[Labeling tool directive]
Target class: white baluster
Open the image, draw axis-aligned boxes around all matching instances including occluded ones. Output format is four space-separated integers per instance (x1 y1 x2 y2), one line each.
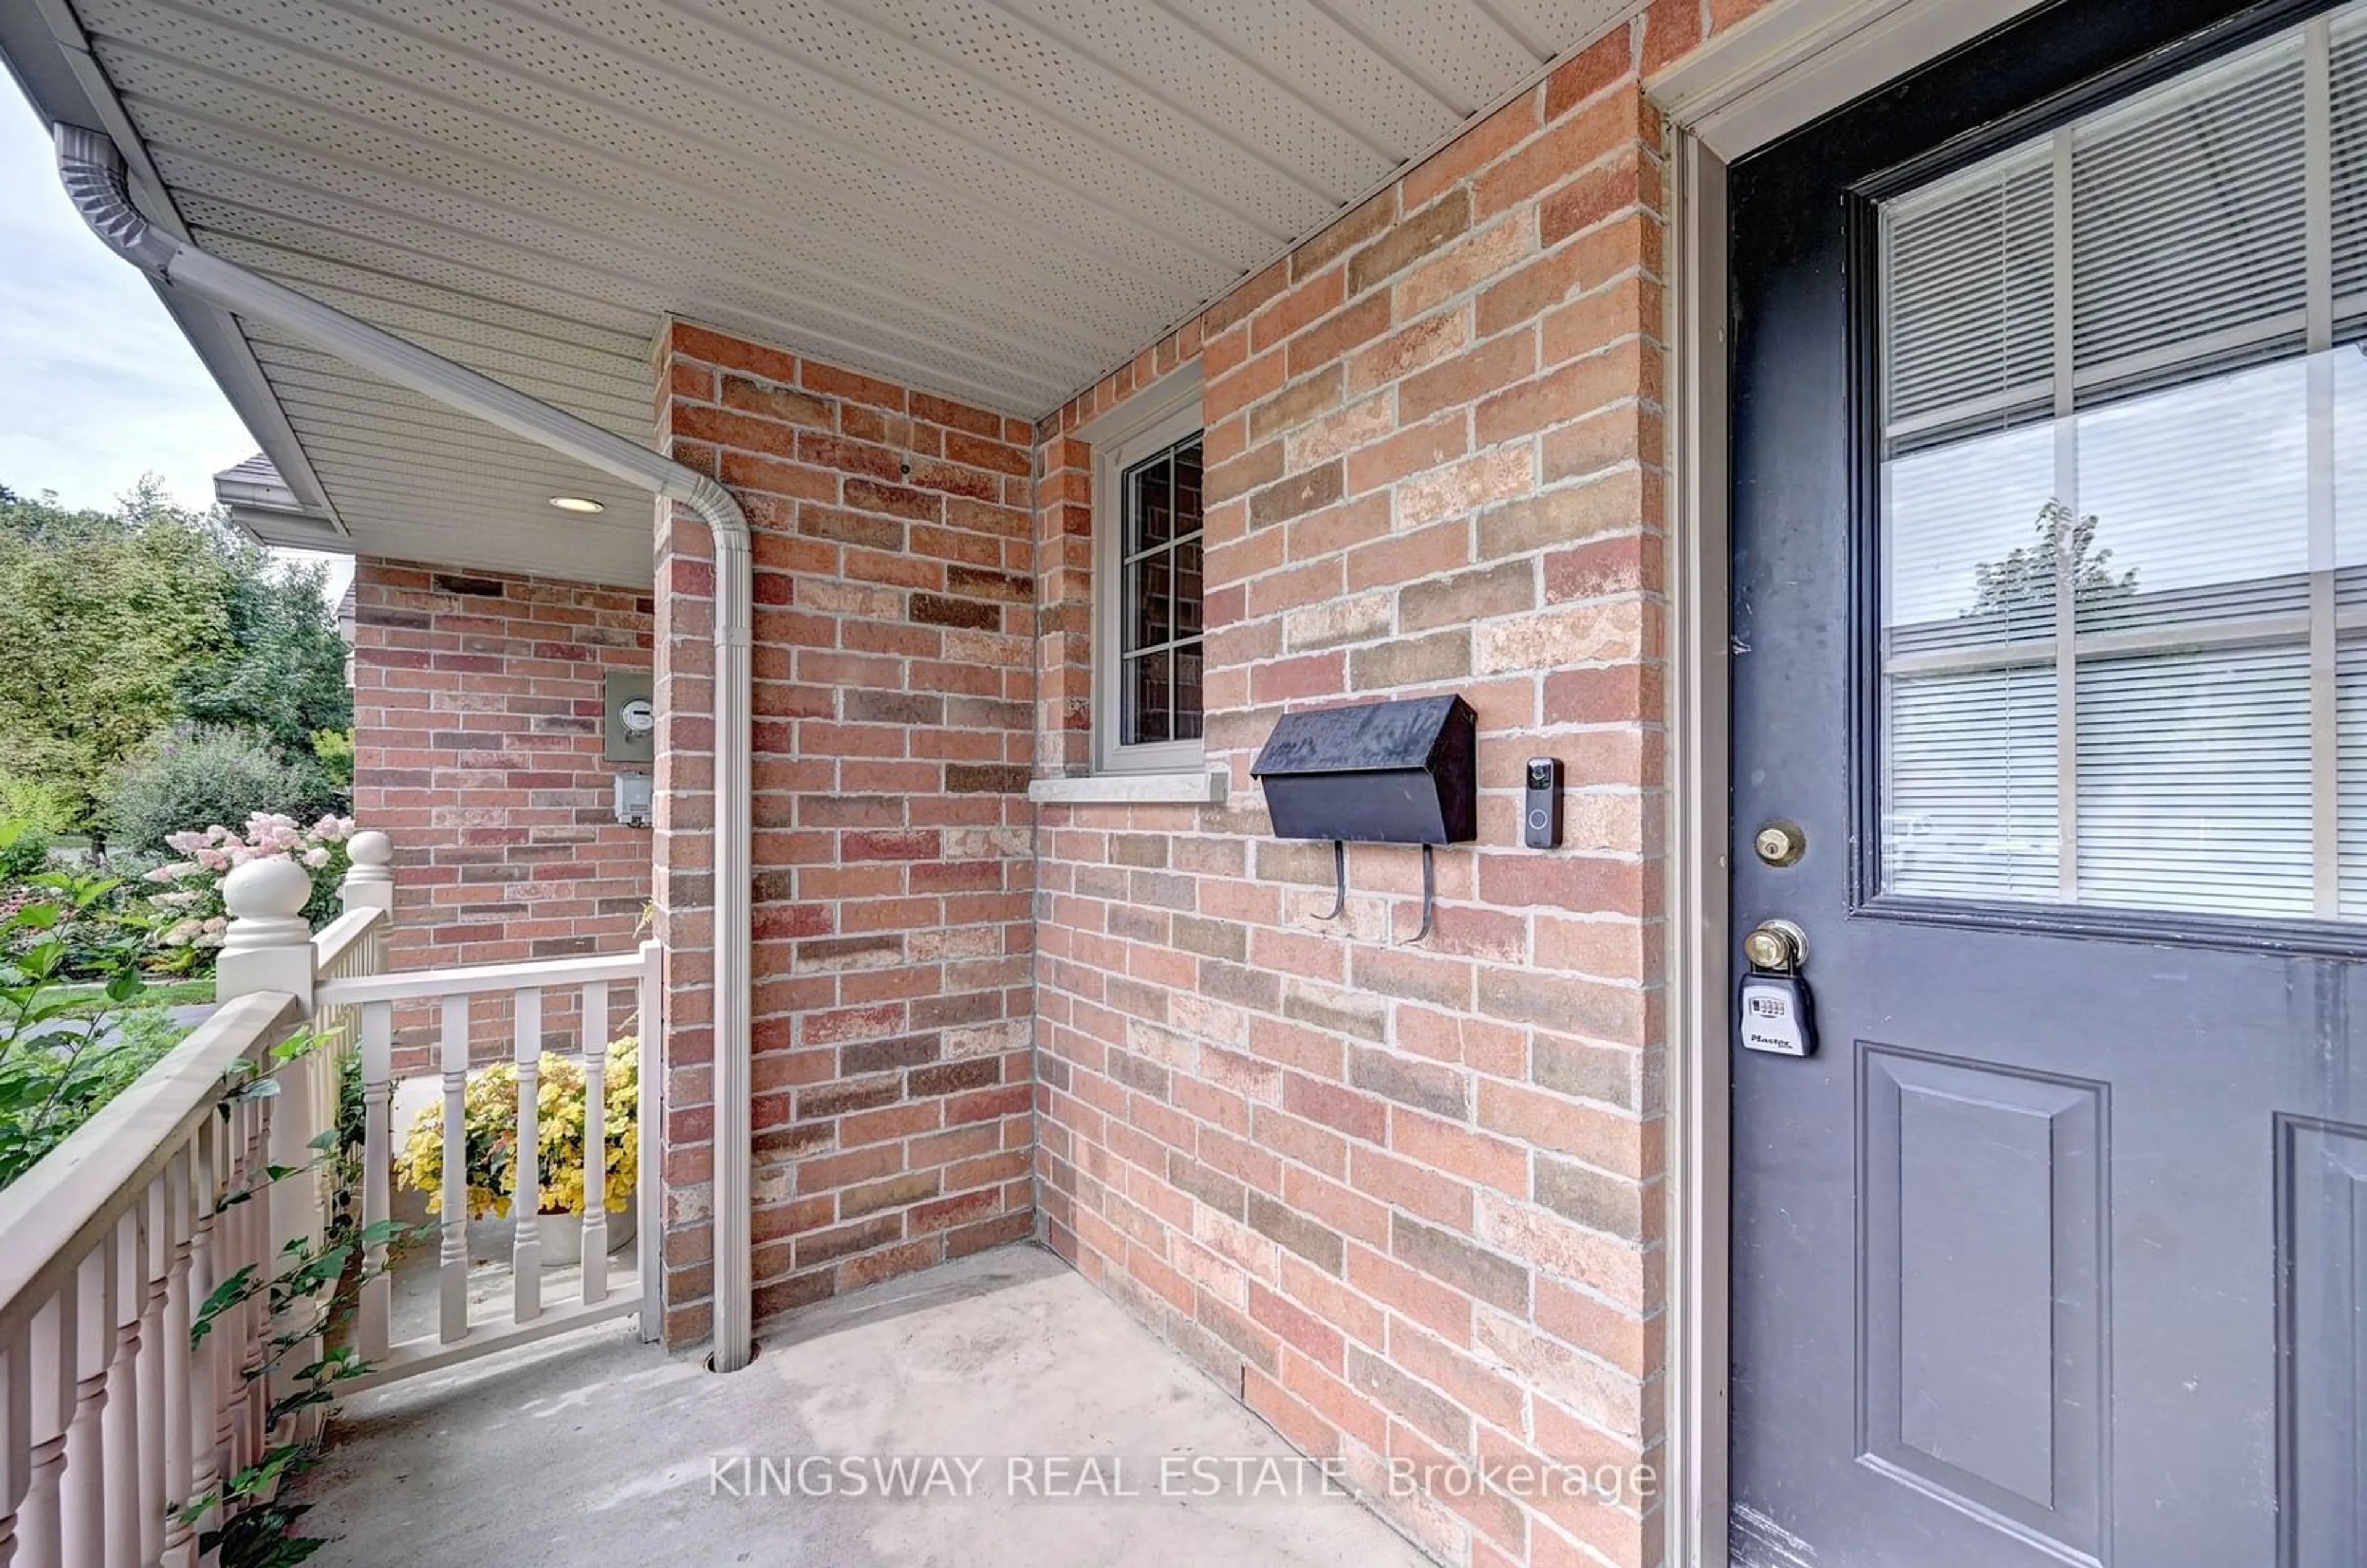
215 1109 246 1490
100 1211 141 1568
511 988 543 1320
62 1240 115 1566
160 1146 196 1568
253 1074 280 1466
438 994 470 1345
216 1094 260 1490
17 1283 75 1566
636 941 663 1343
181 1120 222 1556
229 1090 268 1477
264 1035 326 1424
358 1002 394 1363
1 1320 28 1568
581 981 610 1306
134 1178 168 1566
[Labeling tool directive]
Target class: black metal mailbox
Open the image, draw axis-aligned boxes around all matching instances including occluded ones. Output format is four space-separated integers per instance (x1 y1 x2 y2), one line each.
1250 695 1477 844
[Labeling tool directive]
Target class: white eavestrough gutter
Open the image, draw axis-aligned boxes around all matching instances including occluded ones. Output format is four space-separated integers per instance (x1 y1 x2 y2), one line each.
54 123 756 1373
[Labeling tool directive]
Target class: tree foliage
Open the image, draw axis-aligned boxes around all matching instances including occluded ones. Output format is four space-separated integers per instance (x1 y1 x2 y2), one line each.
0 482 231 825
0 774 76 835
178 555 352 760
1967 498 2140 621
0 479 351 835
97 727 345 859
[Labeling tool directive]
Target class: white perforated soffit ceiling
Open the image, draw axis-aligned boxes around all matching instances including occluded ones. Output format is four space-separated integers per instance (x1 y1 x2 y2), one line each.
27 0 1641 585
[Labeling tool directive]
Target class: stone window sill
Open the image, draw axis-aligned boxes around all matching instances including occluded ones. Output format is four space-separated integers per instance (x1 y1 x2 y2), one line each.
1027 772 1227 806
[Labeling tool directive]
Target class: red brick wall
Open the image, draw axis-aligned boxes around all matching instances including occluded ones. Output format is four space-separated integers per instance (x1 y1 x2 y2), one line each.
350 558 654 1066
1026 9 1744 1565
651 323 1037 1344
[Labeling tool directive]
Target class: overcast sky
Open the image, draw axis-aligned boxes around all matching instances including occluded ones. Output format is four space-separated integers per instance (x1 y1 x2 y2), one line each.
0 84 351 598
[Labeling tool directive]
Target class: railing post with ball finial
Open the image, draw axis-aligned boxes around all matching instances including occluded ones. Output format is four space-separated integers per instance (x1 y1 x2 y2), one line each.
213 858 316 1009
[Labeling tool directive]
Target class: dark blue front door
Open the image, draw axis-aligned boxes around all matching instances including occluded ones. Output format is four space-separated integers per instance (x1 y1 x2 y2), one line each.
1728 3 2367 1564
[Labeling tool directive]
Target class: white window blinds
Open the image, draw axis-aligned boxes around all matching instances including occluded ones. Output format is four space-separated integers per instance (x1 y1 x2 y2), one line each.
1878 4 2367 921
2328 16 2367 317
2070 46 2307 382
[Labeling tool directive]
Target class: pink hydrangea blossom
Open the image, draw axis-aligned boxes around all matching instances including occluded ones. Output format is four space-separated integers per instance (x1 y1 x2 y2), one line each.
136 815 366 961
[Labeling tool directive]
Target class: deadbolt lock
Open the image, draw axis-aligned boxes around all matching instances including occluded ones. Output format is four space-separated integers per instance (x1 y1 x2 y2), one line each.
1742 918 1809 973
1753 821 1805 867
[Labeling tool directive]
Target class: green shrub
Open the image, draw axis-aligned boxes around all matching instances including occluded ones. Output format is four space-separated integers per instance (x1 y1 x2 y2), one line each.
0 819 52 881
96 724 341 855
0 773 75 835
0 881 142 982
311 727 354 790
0 1005 187 1188
0 873 188 1187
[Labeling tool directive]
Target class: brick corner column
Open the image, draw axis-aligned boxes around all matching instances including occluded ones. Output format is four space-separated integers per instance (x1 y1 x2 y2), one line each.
651 320 1039 1344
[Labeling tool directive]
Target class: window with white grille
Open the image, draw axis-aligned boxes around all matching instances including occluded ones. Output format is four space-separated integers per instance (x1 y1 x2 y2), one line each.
1087 377 1205 776
1118 433 1205 749
1878 4 2367 921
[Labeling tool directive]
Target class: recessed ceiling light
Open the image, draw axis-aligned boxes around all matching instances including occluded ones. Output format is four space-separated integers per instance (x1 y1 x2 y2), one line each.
548 495 605 513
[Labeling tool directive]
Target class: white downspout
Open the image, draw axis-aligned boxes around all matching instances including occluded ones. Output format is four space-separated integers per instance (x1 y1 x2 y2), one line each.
54 124 756 1373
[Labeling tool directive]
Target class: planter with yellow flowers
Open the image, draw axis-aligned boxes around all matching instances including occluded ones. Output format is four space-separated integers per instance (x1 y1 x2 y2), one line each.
394 1037 640 1267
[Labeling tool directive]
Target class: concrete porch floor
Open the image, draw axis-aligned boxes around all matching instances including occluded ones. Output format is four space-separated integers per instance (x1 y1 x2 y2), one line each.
293 1244 1432 1567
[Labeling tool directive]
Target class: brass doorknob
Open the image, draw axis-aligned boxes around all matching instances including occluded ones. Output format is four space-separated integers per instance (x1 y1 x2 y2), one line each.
1743 919 1808 971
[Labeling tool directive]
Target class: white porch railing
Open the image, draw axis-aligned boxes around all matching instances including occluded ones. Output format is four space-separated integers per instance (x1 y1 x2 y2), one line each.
0 836 395 1568
316 942 664 1386
0 995 306 1568
0 830 663 1566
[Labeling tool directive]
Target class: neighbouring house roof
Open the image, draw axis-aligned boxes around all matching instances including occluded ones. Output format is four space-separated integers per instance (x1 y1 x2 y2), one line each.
213 451 345 551
0 0 1631 587
213 452 282 491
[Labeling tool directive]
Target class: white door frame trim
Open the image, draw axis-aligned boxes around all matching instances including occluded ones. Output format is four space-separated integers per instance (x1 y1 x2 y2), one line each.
1653 0 2054 161
1658 125 1733 1568
1648 3 2055 1562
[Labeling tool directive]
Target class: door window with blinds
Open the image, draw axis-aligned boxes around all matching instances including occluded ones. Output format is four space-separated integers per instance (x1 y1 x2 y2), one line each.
1877 4 2367 921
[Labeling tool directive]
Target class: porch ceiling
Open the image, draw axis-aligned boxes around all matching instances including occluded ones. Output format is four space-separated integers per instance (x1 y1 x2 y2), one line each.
1 0 1636 587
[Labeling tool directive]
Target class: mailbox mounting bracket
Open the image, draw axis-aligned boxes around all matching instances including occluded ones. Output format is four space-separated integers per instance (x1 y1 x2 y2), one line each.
1317 839 1347 921
1309 839 1437 944
1404 843 1436 944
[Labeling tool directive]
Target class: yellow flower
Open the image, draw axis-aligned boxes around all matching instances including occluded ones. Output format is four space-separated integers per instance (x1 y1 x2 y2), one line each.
395 1037 640 1218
